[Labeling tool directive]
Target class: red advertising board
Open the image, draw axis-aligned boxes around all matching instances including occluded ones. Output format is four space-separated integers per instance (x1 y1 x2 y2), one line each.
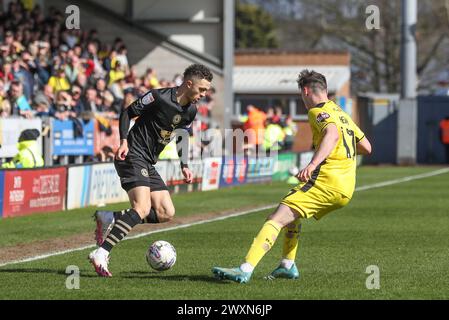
2 167 67 217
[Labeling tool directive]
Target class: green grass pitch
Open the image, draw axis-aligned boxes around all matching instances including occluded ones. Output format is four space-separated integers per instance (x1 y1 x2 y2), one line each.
0 166 448 299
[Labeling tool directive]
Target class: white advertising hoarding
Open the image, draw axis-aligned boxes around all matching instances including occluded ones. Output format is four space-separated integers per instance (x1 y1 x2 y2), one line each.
0 118 42 158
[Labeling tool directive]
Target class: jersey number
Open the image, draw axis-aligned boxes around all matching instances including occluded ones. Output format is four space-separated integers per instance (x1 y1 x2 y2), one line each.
341 128 356 159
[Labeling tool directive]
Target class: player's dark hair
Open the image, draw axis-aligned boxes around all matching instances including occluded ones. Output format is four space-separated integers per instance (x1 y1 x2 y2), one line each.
297 69 327 93
183 64 213 82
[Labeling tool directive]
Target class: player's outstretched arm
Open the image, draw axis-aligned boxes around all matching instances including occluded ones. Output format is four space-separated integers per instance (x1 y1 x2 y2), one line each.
356 137 372 155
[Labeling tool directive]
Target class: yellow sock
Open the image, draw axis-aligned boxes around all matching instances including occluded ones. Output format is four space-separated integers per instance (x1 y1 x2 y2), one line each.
282 219 302 260
245 220 282 268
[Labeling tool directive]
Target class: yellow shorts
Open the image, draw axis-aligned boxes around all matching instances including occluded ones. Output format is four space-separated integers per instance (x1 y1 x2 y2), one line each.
280 183 350 220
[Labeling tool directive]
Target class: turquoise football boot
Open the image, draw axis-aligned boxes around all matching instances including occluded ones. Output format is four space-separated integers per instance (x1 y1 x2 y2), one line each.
212 267 252 284
265 263 300 280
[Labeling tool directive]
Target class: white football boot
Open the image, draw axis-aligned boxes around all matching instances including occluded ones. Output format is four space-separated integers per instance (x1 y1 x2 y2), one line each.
93 210 115 246
88 248 112 277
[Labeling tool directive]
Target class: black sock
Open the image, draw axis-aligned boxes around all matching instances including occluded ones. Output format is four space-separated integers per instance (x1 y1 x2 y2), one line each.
141 208 160 224
113 210 125 220
115 208 159 224
101 209 142 252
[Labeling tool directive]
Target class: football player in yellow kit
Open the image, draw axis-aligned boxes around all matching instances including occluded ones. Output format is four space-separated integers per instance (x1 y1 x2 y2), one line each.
212 69 372 283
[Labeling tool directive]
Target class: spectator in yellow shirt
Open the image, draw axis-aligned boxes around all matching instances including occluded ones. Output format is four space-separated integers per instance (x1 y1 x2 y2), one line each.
47 67 70 94
144 68 160 89
108 61 125 86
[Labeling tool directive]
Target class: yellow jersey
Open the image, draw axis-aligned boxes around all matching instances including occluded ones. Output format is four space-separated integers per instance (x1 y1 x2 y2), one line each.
306 100 365 198
48 76 71 94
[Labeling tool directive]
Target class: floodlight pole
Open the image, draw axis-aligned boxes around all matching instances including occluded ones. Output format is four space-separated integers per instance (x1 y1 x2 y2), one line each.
223 0 234 130
397 0 418 164
401 0 417 99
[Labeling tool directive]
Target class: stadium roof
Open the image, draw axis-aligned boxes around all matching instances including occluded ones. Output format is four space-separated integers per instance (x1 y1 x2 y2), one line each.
233 65 350 94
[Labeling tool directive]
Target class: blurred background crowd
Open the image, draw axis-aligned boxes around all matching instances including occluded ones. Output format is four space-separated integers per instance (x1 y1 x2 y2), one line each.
0 0 297 166
241 104 297 154
0 1 215 127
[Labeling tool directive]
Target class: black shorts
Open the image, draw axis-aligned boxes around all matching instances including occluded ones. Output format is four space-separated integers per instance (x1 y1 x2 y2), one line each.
114 157 168 192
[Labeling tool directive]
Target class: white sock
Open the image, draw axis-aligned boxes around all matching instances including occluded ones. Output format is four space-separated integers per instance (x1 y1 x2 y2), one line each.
240 262 254 273
280 259 294 269
97 247 109 257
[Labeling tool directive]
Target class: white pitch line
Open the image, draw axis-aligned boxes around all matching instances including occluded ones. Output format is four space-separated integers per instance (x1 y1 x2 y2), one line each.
0 244 97 268
1 167 448 268
0 205 275 268
355 167 449 192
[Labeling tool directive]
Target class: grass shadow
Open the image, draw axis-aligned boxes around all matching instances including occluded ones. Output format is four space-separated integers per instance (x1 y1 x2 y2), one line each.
0 268 229 283
0 267 99 278
120 271 227 284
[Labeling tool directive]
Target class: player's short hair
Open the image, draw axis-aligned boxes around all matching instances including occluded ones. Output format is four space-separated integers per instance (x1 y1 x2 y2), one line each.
297 69 327 94
183 64 213 82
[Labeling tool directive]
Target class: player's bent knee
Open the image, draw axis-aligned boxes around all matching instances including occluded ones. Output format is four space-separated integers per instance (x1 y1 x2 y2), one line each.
163 206 175 221
154 205 175 223
165 206 175 219
268 205 298 228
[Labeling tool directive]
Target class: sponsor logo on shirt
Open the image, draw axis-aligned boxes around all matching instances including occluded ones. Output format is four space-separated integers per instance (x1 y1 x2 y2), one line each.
339 116 349 124
316 112 330 123
159 129 173 144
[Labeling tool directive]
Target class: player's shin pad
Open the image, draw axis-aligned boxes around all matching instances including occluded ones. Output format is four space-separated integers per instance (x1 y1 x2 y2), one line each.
245 220 282 268
282 219 302 261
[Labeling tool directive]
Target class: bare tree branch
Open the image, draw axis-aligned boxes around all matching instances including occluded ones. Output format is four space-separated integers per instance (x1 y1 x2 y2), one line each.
417 33 447 75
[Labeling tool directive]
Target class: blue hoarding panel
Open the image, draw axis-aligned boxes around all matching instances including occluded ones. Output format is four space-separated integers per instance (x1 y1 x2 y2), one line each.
219 156 248 188
52 119 95 156
246 157 275 184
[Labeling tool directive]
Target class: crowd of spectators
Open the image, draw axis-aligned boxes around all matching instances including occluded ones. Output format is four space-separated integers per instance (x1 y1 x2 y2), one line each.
0 1 218 165
242 105 297 154
0 1 184 126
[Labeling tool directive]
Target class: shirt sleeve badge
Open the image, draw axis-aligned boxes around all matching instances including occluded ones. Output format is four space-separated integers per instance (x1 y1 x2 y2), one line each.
141 92 155 105
316 112 330 123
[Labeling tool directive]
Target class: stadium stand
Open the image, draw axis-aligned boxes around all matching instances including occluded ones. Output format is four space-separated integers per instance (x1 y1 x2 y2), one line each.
0 1 216 164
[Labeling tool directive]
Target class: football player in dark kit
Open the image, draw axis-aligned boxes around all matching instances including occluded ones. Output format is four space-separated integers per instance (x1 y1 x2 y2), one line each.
89 64 213 277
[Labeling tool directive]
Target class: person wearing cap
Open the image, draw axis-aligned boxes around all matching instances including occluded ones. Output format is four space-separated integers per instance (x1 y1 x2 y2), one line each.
1 128 44 168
